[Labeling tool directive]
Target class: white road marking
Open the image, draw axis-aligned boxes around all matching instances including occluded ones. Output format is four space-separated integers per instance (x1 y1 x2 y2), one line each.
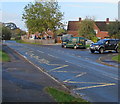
85 58 89 60
48 54 58 58
37 50 44 53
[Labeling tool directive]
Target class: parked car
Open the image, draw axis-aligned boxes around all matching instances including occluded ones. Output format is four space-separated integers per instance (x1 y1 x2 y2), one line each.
61 34 72 47
63 37 86 49
85 39 94 45
89 39 120 53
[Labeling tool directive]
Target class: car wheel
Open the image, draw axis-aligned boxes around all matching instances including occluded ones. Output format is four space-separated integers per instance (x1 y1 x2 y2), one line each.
90 50 95 53
74 45 77 49
99 48 104 54
116 47 119 53
64 45 67 48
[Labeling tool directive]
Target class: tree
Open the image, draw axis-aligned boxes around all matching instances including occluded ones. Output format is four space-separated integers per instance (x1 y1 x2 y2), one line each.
55 28 67 35
22 0 64 36
78 18 97 42
3 22 26 40
107 20 120 39
1 25 12 40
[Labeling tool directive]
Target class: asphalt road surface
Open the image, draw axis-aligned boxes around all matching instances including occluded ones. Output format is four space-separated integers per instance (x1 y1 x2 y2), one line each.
4 41 119 103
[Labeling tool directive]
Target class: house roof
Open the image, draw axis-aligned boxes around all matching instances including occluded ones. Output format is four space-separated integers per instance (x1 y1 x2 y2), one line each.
67 21 80 31
67 20 115 31
95 22 107 31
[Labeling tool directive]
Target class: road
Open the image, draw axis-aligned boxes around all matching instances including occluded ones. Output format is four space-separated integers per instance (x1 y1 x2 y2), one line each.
4 41 119 103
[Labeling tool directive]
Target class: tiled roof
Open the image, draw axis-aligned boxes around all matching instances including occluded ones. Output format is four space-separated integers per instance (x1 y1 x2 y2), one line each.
95 22 107 31
67 20 115 31
67 21 80 31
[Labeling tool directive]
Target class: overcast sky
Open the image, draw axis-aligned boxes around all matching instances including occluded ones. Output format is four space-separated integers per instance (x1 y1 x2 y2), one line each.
0 0 119 31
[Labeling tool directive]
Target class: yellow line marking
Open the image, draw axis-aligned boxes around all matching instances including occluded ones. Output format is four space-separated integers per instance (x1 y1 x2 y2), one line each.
49 65 68 72
63 72 86 82
64 81 114 85
73 83 116 90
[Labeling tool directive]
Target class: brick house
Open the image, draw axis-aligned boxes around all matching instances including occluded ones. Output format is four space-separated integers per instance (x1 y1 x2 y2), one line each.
67 18 113 39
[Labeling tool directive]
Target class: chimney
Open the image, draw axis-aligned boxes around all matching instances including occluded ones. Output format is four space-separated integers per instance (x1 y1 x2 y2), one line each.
106 18 109 24
79 17 82 21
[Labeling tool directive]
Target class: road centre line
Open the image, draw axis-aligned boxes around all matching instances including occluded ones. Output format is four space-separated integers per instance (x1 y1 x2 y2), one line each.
49 65 69 72
73 83 116 91
102 73 119 81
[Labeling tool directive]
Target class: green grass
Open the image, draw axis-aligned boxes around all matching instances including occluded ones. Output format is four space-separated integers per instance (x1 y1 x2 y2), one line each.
112 55 120 62
15 40 42 45
0 50 10 62
45 87 91 103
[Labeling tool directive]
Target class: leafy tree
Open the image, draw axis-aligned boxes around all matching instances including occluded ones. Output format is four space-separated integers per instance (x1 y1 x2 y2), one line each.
78 18 96 41
22 0 64 36
3 22 26 40
107 20 120 39
4 22 18 30
56 28 67 35
2 25 12 40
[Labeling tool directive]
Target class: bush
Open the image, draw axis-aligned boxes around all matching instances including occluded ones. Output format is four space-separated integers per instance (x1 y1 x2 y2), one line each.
91 36 98 43
2 26 11 40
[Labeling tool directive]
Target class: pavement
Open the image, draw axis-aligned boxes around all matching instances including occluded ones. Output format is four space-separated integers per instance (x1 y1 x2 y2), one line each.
2 45 70 103
98 53 119 67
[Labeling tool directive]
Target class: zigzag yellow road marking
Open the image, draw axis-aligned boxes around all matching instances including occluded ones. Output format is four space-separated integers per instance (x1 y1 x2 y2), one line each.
64 81 115 85
64 81 116 90
49 65 69 72
63 72 86 82
73 83 116 90
25 51 69 72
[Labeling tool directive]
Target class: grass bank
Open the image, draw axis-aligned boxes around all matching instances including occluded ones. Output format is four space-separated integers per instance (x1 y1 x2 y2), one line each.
16 40 42 45
112 55 120 63
45 87 90 103
0 50 10 62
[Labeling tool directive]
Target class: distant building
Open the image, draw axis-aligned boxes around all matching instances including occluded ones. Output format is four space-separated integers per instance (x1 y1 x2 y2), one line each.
67 18 115 39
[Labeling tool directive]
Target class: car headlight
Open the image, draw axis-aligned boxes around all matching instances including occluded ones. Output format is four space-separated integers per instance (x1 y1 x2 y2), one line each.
95 45 99 48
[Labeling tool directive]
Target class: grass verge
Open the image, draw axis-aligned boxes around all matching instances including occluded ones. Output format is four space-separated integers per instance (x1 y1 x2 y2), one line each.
0 50 10 62
45 87 91 103
112 55 120 63
16 40 43 45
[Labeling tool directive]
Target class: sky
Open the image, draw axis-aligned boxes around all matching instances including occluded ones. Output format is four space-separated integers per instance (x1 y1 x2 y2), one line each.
0 0 119 31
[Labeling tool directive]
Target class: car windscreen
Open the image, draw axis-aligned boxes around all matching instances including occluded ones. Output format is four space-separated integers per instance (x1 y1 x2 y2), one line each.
97 39 106 44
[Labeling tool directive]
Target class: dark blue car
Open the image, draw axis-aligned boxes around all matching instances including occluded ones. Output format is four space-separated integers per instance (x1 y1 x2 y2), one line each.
89 39 120 53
